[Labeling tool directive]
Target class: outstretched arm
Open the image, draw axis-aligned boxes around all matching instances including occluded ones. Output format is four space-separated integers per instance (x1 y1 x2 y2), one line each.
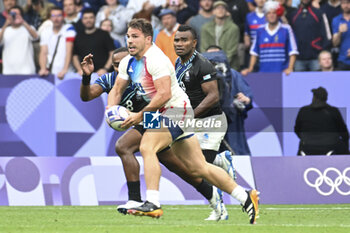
80 54 104 101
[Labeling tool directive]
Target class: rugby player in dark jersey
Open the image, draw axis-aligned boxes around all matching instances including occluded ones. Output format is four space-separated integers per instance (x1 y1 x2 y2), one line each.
174 25 237 220
80 48 226 220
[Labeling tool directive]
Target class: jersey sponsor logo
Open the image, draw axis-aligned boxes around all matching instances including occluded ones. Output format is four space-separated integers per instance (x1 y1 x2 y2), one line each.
143 111 161 129
184 71 190 82
304 167 350 196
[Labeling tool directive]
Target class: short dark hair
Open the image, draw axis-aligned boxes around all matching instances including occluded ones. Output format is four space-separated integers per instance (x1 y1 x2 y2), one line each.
128 18 153 39
50 6 63 15
113 47 129 56
82 8 96 17
177 24 198 40
10 5 24 16
63 0 80 5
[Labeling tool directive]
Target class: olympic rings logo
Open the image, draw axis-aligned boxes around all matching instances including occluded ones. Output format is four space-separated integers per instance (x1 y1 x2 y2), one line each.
303 167 350 196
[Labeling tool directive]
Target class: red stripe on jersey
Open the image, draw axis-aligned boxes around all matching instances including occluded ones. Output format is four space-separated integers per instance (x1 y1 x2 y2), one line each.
311 37 322 50
292 7 303 24
260 43 285 48
181 101 187 121
308 7 319 23
66 37 75 42
249 25 260 29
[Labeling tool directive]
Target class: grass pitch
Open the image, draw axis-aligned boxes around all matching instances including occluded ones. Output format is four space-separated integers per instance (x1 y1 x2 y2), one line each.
0 204 349 233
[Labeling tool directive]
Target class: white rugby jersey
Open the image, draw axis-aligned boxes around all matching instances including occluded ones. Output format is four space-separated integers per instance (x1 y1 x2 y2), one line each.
118 44 190 109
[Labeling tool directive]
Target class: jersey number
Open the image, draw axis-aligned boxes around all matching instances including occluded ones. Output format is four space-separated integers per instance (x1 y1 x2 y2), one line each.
125 100 134 111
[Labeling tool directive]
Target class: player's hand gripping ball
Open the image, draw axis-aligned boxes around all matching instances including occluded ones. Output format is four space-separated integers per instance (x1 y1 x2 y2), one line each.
105 105 130 131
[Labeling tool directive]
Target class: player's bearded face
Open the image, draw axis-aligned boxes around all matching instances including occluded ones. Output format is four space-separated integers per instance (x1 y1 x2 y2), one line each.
127 28 147 58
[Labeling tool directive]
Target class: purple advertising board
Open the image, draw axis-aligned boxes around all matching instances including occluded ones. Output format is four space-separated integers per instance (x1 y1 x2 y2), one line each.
1 72 350 157
0 156 349 206
252 156 350 204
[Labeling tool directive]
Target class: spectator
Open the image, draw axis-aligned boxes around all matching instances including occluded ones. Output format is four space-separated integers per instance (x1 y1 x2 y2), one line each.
39 7 76 79
172 0 199 24
277 0 297 24
132 1 163 34
223 0 249 41
0 0 16 27
246 0 256 12
64 0 84 33
188 0 214 50
153 0 200 24
294 87 349 155
318 50 335 71
244 0 266 50
95 0 128 47
132 1 161 41
203 47 253 155
81 0 105 13
99 18 121 48
47 0 63 8
321 0 342 28
72 8 115 76
332 0 350 70
289 0 332 71
24 0 54 30
201 1 240 70
64 0 80 24
242 1 298 75
0 5 38 74
155 8 179 65
223 0 249 68
127 0 164 14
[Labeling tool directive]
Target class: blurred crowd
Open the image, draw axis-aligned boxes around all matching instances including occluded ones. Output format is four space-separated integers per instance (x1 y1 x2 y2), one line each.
0 0 349 78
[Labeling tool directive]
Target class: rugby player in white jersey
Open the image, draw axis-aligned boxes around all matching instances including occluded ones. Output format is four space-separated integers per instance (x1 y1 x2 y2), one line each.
80 48 228 221
107 18 259 224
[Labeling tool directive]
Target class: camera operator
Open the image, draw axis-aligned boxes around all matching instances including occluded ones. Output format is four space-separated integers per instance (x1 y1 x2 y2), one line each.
204 45 253 155
0 5 38 74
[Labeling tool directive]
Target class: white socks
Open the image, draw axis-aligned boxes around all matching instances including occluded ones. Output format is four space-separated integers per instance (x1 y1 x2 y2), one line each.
230 185 248 204
146 190 160 207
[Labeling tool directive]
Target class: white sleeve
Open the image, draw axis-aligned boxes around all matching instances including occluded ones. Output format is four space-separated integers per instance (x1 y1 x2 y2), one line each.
64 24 76 42
118 55 131 80
39 30 49 46
146 50 172 80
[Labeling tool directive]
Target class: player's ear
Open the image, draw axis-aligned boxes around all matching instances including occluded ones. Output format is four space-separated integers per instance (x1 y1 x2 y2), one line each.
193 39 197 48
146 35 153 44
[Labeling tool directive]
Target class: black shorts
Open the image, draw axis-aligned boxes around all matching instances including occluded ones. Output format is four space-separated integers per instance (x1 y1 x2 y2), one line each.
133 124 146 135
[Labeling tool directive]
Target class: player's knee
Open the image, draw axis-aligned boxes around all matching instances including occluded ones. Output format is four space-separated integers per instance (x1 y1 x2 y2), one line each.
139 143 156 157
115 140 130 157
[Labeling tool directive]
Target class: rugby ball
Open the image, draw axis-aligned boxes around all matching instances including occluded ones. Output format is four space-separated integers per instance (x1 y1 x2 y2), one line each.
105 105 129 131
